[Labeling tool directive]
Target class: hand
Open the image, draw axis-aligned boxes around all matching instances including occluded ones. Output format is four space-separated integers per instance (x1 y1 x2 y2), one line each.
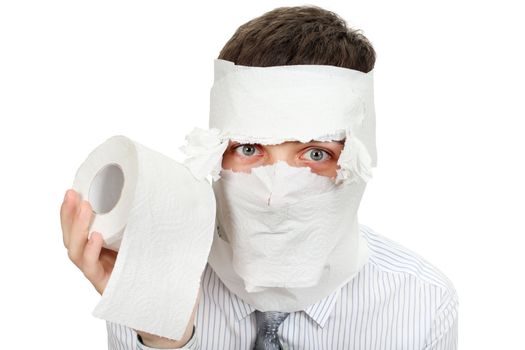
61 189 117 295
61 188 199 348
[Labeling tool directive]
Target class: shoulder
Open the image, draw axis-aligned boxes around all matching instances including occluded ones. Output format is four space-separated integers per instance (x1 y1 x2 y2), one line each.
359 223 458 307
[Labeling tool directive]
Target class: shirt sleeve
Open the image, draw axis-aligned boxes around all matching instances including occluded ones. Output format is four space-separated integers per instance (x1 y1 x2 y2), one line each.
107 321 200 350
423 288 459 350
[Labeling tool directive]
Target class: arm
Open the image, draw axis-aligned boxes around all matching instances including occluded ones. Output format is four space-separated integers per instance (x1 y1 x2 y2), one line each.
423 289 459 350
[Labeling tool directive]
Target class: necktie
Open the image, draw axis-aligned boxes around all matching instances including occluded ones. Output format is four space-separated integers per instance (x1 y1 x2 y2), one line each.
253 310 290 350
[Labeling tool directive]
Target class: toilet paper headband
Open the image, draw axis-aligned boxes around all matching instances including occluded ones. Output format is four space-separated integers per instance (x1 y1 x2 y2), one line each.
180 59 377 184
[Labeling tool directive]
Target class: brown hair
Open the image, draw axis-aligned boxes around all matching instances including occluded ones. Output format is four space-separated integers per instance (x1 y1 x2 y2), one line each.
218 5 376 73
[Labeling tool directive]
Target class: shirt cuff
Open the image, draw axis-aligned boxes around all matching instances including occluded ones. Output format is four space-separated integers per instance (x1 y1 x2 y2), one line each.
136 327 199 350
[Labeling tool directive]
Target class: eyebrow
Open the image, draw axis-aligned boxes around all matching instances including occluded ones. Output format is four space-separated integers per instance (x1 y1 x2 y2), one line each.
308 140 345 145
229 140 345 147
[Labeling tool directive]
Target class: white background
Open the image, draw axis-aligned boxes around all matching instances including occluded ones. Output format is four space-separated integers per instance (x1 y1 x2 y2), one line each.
1 0 523 348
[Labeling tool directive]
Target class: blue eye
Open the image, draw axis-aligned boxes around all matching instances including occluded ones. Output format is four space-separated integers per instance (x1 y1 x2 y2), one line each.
303 148 330 162
234 144 261 157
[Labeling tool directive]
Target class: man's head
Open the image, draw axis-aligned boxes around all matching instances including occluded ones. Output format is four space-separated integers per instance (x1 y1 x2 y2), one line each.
189 6 378 308
217 5 376 177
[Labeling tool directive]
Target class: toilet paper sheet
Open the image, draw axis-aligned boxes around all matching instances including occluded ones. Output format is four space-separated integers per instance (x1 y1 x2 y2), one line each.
72 135 216 340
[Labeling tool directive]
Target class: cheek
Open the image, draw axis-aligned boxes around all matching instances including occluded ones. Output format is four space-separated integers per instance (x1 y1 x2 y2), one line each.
221 153 236 170
221 153 253 173
307 161 339 178
221 154 230 168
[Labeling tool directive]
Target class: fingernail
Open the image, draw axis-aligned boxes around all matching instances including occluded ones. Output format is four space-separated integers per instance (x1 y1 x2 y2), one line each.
63 189 70 202
89 231 99 241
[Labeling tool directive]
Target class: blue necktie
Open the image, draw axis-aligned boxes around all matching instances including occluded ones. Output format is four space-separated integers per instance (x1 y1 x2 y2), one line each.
253 310 290 350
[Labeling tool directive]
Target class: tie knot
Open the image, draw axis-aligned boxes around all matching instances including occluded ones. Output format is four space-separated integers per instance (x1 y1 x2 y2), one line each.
255 310 290 335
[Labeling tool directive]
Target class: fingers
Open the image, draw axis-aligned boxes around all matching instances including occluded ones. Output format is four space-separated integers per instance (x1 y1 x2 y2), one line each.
62 191 113 295
60 189 80 248
83 232 106 293
67 199 94 267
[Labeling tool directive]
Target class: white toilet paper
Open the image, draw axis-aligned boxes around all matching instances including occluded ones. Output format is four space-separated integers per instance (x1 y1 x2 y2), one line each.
72 135 216 340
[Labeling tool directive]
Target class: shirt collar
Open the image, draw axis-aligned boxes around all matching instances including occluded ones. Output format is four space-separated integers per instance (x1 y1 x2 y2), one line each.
303 287 342 328
229 286 342 329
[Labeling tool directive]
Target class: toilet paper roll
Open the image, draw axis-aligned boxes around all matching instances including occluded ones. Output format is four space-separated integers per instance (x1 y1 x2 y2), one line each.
72 135 216 340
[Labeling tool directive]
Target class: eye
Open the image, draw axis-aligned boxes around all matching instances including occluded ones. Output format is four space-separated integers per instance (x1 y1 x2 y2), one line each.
234 144 261 157
302 148 331 162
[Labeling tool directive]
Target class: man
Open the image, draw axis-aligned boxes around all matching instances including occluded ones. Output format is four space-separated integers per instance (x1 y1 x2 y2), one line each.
61 5 458 349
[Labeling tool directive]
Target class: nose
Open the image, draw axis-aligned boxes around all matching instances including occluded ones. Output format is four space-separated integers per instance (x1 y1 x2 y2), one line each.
263 144 297 167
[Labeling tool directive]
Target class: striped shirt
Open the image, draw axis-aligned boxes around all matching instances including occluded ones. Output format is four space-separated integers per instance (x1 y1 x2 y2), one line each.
107 224 458 349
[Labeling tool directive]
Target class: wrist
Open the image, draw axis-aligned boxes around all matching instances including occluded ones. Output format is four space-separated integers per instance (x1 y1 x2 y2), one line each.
135 289 200 348
136 326 194 349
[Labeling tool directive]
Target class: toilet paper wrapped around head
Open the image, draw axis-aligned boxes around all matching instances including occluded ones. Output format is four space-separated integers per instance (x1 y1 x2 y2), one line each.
179 59 378 311
179 58 377 184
